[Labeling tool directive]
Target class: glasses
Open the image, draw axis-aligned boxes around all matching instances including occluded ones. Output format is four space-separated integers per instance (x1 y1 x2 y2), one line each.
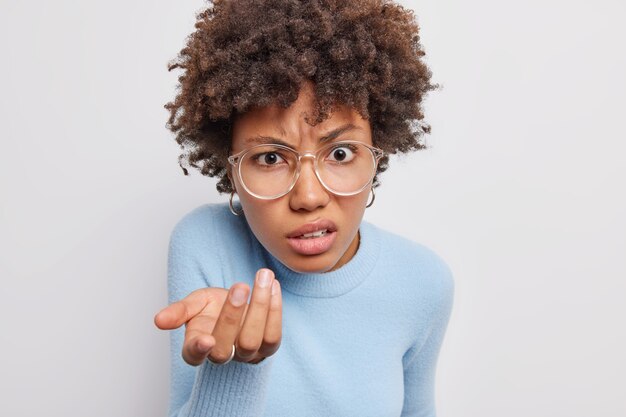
227 140 385 200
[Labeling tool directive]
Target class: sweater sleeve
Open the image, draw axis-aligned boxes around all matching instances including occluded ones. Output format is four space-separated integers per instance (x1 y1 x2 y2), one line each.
400 256 455 417
166 207 275 417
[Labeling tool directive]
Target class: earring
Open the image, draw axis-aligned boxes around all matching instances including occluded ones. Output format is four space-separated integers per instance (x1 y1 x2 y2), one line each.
366 186 376 208
229 190 244 216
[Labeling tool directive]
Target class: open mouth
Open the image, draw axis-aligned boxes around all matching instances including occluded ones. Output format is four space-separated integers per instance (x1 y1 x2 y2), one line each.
297 229 329 239
285 218 338 255
287 229 337 255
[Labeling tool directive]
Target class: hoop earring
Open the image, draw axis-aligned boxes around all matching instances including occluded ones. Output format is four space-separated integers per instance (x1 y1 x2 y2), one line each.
366 186 376 208
229 190 244 216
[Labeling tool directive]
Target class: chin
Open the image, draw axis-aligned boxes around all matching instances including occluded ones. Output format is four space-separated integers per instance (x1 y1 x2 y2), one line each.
283 253 338 274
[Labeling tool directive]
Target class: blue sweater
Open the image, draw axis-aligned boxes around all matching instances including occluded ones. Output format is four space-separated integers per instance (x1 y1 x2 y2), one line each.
165 202 454 417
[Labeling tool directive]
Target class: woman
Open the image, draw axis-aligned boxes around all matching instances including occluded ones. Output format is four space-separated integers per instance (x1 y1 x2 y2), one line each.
154 0 454 416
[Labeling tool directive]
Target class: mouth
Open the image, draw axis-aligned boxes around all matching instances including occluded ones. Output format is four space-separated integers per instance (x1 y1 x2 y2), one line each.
286 219 338 255
286 219 338 238
296 229 329 239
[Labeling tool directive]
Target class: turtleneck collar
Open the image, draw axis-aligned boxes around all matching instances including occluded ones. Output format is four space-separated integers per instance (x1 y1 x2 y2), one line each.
243 216 381 298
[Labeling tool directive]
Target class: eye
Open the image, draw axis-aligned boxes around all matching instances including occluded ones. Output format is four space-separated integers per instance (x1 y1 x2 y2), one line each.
326 144 357 163
252 152 286 166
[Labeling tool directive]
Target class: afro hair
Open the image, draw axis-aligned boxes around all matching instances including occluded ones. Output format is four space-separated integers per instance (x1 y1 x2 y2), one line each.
164 0 439 194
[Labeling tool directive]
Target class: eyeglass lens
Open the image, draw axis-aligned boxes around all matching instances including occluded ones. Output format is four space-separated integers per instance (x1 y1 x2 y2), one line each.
238 142 376 198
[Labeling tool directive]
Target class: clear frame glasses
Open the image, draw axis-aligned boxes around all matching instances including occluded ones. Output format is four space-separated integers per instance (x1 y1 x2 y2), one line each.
227 140 385 200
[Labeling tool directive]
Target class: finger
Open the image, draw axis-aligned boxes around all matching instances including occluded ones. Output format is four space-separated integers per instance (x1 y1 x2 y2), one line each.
235 269 274 360
207 283 250 364
182 329 216 366
258 278 282 358
182 313 220 366
154 288 215 330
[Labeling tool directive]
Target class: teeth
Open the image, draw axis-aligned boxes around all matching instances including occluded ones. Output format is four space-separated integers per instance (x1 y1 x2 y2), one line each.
299 229 328 239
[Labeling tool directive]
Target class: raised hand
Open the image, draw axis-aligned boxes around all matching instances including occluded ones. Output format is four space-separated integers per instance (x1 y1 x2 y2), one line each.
154 268 282 365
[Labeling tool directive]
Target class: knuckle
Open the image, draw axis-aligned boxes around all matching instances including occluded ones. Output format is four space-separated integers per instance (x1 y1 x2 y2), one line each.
201 311 220 323
184 328 201 343
251 296 270 309
196 287 212 296
221 311 240 326
188 288 202 297
236 345 256 358
182 303 193 322
262 335 281 349
237 335 261 356
208 348 230 363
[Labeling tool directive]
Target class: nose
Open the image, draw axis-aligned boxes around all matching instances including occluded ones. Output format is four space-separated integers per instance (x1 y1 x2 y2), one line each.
288 155 330 212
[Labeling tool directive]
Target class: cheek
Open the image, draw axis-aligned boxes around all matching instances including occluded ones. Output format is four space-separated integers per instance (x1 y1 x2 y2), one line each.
346 194 369 229
239 198 284 241
341 188 370 215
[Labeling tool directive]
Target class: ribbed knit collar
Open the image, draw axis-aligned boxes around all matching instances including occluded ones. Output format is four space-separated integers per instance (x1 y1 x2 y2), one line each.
244 216 381 298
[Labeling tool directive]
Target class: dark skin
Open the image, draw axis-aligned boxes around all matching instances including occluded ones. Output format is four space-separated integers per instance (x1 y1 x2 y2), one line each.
153 82 378 365
156 0 436 367
154 268 281 365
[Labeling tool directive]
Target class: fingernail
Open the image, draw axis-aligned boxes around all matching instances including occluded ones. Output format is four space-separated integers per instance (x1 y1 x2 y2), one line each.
230 286 248 306
271 279 280 296
257 269 272 288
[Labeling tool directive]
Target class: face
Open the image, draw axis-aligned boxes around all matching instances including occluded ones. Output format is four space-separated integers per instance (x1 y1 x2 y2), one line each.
228 81 374 273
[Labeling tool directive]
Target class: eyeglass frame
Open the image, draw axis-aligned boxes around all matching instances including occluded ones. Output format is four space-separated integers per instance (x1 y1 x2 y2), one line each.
227 139 385 200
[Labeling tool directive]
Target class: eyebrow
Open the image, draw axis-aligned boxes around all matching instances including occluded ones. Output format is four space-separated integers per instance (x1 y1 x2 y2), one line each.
244 123 362 147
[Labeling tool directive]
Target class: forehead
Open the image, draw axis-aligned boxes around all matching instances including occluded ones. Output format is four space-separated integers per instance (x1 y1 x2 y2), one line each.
231 92 371 152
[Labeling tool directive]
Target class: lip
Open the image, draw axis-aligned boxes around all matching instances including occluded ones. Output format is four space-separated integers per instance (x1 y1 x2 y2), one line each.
286 219 338 238
286 230 337 256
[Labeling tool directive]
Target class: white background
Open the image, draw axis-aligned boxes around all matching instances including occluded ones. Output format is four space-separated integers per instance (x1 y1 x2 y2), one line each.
1 1 624 416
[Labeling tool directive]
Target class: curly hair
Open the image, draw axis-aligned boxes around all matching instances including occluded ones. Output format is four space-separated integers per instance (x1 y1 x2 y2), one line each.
164 0 439 194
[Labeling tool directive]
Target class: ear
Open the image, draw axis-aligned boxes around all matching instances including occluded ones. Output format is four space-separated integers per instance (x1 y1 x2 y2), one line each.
226 167 237 192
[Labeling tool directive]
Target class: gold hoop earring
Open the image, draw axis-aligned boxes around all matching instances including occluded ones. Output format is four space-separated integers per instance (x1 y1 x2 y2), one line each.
366 186 376 208
229 190 243 216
